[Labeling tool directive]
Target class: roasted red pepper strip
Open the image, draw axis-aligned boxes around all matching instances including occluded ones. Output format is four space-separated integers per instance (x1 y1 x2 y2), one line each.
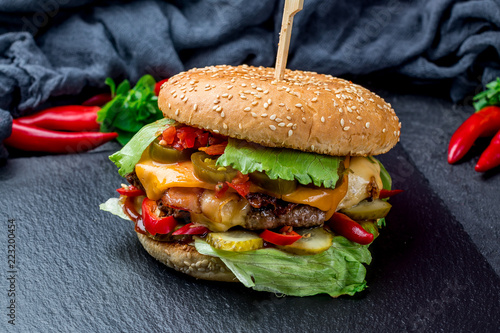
328 212 374 245
16 106 101 132
4 120 117 153
116 186 145 197
260 227 302 246
82 93 112 106
448 106 500 164
141 198 178 235
155 79 169 96
172 223 210 235
379 189 404 199
475 129 500 172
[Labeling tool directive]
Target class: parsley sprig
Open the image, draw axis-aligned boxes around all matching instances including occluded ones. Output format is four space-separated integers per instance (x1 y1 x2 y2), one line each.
97 75 163 145
473 77 500 111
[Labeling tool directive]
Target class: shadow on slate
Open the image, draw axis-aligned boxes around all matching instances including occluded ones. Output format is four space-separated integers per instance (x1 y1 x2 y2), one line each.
0 136 499 331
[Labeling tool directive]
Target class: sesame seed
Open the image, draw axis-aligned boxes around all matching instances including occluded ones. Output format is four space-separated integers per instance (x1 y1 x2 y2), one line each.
278 122 285 127
213 106 218 110
264 103 269 109
336 94 341 98
383 128 386 133
356 116 362 120
268 99 272 105
339 108 343 113
241 83 247 87
270 114 276 120
223 123 227 129
343 126 350 131
238 123 242 129
279 103 285 107
292 124 297 129
295 103 302 108
175 109 179 116
261 114 268 117
170 90 176 94
205 84 210 87
311 145 315 149
286 116 292 120
213 130 219 134
263 90 269 94
311 97 318 102
221 112 225 118
222 93 228 97
214 100 220 104
275 118 282 122
228 94 233 100
193 104 198 111
173 93 177 98
288 130 293 137
244 107 251 112
340 119 345 126
302 117 307 123
365 122 370 128
251 112 257 117
168 103 171 109
347 106 352 112
256 87 263 92
227 85 233 89
252 101 258 106
321 116 325 123
216 106 222 112
255 94 261 99
269 125 277 131
240 95 247 100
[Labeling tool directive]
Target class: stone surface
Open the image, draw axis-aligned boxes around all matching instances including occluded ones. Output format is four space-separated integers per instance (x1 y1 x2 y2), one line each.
1 92 499 332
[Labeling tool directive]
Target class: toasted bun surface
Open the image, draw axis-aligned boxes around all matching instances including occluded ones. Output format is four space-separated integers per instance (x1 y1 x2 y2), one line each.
158 65 401 156
137 233 236 282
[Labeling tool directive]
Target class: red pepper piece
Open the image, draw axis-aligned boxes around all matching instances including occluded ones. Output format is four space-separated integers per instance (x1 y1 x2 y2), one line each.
162 126 177 145
379 189 404 199
226 172 251 197
172 223 210 236
116 185 145 197
16 106 101 132
215 182 229 198
328 212 374 245
448 106 500 164
141 198 178 235
82 93 112 106
199 142 228 155
155 79 169 96
4 120 117 153
475 129 500 172
260 227 302 246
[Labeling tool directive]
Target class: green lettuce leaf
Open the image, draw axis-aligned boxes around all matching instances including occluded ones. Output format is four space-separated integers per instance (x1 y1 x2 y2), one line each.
195 237 371 297
99 198 130 220
109 118 174 176
217 139 343 189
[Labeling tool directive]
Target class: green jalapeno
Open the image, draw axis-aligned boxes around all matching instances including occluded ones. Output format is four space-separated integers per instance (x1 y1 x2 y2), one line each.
191 152 238 183
249 171 297 195
149 138 192 163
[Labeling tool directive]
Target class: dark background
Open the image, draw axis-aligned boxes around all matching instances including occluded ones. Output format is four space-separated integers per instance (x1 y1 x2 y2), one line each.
1 0 500 331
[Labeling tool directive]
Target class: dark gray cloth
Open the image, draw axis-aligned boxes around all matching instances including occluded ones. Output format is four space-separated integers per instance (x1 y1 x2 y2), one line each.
1 0 500 159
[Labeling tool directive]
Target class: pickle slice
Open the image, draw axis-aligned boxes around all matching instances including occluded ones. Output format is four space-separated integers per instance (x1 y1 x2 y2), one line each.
191 152 238 184
340 199 392 220
249 171 297 195
277 227 333 255
206 230 263 252
150 138 192 163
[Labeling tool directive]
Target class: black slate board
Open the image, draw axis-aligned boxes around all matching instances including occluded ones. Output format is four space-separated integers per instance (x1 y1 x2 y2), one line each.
1 93 500 332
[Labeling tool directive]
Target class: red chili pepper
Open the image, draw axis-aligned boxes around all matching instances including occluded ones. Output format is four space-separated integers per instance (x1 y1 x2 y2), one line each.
82 93 112 106
4 120 117 153
215 182 229 198
141 198 178 235
379 189 404 199
16 106 101 132
475 129 500 172
116 185 145 197
172 223 210 236
155 79 169 96
328 212 374 245
448 106 500 164
260 227 302 246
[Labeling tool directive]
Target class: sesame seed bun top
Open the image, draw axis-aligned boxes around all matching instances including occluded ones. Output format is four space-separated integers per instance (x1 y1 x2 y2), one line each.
158 65 401 156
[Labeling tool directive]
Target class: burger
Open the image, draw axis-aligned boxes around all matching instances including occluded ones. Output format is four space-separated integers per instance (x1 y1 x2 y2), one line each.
101 65 401 297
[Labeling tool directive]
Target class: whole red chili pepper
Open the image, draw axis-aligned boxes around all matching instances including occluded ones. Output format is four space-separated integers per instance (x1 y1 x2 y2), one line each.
16 105 101 132
328 212 374 245
379 189 404 199
82 93 112 107
475 129 500 172
4 120 117 153
448 106 500 164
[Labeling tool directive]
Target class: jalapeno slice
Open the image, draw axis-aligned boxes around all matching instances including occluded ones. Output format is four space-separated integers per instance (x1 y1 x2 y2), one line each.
149 138 193 163
249 171 297 195
191 152 238 183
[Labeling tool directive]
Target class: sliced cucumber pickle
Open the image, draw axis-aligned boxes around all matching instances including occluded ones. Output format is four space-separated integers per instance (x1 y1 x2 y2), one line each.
206 230 263 252
340 199 392 220
191 152 238 184
277 227 333 255
150 138 192 163
249 171 297 195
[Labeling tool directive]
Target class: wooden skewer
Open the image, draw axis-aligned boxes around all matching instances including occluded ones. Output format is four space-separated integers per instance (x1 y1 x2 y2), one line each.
274 0 304 81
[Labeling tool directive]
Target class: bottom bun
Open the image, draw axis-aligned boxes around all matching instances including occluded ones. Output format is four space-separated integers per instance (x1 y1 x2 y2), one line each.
136 232 237 282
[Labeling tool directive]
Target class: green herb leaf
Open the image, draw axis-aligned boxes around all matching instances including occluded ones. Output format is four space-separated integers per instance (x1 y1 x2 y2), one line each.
98 74 164 145
109 118 174 176
217 139 343 188
195 237 371 297
473 77 500 111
